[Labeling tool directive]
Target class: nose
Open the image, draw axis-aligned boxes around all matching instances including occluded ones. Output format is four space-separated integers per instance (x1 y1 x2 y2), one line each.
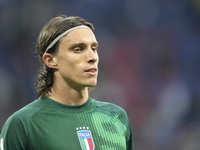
87 49 99 64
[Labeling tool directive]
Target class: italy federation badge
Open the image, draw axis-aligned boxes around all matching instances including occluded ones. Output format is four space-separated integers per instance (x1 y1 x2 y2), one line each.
77 127 95 150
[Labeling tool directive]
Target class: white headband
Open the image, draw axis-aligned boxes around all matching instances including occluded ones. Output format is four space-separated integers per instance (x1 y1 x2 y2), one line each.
43 25 91 55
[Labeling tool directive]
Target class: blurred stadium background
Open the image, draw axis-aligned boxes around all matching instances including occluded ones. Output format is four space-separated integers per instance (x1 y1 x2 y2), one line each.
0 0 200 149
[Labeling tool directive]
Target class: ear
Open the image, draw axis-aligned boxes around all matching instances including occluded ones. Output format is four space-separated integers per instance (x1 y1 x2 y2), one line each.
43 53 58 69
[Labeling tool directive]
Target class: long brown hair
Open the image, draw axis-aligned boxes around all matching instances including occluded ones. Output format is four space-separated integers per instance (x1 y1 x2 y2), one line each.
35 15 94 98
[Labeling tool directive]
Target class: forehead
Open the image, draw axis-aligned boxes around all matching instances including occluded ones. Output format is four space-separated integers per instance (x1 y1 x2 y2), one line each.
60 28 97 45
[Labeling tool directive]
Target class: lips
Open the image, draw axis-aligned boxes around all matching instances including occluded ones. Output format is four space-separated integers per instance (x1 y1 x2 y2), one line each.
85 67 98 75
85 69 96 72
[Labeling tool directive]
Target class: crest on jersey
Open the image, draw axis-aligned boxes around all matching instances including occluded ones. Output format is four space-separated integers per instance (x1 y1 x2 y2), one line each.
77 127 95 150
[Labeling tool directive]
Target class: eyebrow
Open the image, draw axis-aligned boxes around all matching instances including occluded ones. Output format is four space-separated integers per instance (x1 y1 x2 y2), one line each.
69 42 99 49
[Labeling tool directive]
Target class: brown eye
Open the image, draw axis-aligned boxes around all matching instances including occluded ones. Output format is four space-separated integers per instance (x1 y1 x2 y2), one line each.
74 47 82 52
92 47 98 52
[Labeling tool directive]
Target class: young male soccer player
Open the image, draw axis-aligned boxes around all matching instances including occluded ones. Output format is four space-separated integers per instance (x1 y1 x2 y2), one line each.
0 15 134 150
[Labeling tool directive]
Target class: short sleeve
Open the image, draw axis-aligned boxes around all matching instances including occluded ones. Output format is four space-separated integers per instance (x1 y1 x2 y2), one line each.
0 112 28 150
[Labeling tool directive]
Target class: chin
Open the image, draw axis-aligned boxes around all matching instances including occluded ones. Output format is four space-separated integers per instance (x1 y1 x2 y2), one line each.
87 82 97 87
85 79 97 87
85 82 97 88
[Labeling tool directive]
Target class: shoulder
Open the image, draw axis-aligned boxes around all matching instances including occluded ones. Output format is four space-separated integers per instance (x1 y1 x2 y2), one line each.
0 98 47 149
91 98 129 123
3 98 47 129
92 99 125 112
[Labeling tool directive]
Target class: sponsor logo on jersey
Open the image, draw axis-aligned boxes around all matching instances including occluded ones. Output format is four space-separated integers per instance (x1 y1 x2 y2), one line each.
76 127 94 150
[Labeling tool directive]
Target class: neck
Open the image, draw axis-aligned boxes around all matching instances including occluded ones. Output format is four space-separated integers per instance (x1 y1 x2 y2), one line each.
48 80 89 106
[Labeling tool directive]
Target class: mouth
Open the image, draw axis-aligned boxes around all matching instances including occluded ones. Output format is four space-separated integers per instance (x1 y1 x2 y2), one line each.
85 69 96 72
85 68 98 75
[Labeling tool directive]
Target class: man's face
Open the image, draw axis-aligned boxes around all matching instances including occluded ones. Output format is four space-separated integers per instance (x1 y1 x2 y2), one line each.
53 28 99 90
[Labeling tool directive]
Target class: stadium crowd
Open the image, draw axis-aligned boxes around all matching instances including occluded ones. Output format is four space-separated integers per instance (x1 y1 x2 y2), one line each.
0 0 200 149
